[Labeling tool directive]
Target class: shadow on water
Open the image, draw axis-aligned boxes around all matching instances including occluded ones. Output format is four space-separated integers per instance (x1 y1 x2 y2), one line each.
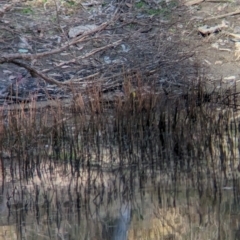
0 78 240 239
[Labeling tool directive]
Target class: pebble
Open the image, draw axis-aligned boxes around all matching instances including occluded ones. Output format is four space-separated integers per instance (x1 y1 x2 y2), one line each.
211 43 219 49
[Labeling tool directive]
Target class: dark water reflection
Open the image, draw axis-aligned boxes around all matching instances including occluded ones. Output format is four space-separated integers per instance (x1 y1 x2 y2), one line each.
0 159 239 240
1 98 240 239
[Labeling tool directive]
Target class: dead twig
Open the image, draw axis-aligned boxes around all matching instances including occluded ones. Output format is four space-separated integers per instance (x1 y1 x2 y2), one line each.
84 40 122 58
205 9 240 21
184 0 204 6
9 39 122 87
0 22 109 64
184 0 231 6
223 31 240 40
10 60 65 87
54 39 121 67
0 21 116 88
63 73 101 84
206 0 232 2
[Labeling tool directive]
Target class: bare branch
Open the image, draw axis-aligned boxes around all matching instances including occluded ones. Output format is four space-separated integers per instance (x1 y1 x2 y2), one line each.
204 9 240 21
0 22 110 64
10 60 65 87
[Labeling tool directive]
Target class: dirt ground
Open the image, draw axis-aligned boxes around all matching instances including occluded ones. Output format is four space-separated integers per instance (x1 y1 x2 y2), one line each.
1 0 240 104
184 0 240 90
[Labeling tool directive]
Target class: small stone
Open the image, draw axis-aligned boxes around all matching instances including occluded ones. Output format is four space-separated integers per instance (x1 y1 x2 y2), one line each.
103 56 111 64
211 43 219 49
215 61 223 65
18 49 29 53
68 25 98 38
177 23 183 28
121 44 130 53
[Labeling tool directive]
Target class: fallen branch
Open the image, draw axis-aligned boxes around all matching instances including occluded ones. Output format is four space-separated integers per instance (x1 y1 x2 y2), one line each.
205 9 240 21
184 0 232 6
10 60 65 87
206 0 232 2
0 22 109 64
84 39 122 58
63 73 101 84
54 39 122 67
223 31 240 40
8 39 122 87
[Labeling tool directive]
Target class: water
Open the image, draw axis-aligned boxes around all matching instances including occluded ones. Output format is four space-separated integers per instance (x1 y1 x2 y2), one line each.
0 156 239 240
1 88 240 239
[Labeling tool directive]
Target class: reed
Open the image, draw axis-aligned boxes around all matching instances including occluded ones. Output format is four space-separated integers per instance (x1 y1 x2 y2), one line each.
0 76 238 175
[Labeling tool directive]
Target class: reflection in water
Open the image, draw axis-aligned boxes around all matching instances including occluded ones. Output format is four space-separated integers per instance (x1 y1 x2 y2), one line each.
1 89 240 239
112 203 131 240
0 160 239 240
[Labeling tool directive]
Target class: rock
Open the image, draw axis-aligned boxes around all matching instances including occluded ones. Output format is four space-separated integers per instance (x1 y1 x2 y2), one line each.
223 76 236 81
211 43 219 49
68 24 98 38
198 20 228 36
1 151 10 159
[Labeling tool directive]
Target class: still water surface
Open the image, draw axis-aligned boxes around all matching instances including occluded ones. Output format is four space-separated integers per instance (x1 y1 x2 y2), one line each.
0 157 239 240
1 103 240 239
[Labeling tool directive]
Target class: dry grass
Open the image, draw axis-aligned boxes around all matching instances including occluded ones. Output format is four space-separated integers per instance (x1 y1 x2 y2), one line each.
0 76 238 173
